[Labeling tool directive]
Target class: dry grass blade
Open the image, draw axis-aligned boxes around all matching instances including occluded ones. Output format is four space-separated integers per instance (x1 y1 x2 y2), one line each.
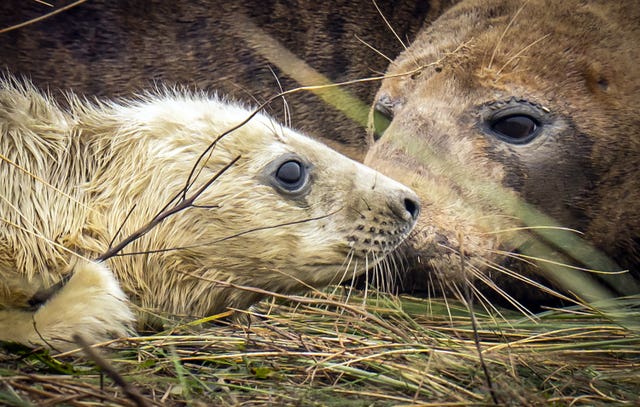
1 290 638 406
0 0 87 34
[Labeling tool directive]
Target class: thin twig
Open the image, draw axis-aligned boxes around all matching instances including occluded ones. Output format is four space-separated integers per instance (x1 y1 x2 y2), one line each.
109 204 138 250
459 232 499 405
73 334 152 407
0 0 88 34
97 155 241 262
112 209 340 257
29 154 239 305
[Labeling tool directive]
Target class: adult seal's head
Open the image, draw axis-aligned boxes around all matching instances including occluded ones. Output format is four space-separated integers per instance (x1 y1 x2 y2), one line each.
365 0 640 305
0 76 419 348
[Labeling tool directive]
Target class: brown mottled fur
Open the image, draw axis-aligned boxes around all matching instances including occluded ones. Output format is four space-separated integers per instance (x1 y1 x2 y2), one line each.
0 0 452 160
366 0 640 305
0 77 419 349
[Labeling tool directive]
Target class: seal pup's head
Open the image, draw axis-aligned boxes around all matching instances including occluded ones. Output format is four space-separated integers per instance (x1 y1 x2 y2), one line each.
99 91 420 321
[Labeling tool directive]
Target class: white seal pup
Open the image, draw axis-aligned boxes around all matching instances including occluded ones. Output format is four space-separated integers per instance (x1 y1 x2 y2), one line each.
0 77 419 349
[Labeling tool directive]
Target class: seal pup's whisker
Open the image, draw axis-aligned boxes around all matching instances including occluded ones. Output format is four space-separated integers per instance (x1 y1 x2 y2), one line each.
376 254 392 295
329 250 356 298
378 253 400 294
390 248 411 292
108 211 342 257
375 256 392 294
361 256 370 306
373 254 389 293
367 254 380 296
495 33 551 77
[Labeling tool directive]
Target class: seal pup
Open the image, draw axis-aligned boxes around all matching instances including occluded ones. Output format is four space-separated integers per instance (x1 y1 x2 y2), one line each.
366 0 640 306
0 76 419 349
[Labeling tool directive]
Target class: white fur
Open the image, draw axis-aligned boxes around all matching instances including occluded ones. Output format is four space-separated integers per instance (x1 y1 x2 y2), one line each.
0 261 133 350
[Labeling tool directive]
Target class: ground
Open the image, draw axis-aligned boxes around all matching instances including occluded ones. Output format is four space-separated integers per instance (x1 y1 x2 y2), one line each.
1 289 638 406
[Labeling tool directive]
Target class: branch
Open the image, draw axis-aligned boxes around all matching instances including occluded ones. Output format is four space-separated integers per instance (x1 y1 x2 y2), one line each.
73 334 152 407
97 155 241 262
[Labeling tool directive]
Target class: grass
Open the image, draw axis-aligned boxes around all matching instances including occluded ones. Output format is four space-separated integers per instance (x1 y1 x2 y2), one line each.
1 289 638 406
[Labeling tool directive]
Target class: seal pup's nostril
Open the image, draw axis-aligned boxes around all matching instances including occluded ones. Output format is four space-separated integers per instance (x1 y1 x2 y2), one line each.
404 197 420 220
388 191 421 221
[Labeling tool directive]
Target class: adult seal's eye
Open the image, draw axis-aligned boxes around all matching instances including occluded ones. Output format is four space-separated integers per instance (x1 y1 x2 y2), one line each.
490 114 539 144
275 160 306 191
371 95 395 141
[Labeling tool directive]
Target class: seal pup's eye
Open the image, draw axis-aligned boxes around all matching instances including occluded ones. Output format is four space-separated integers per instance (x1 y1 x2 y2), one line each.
262 154 312 196
490 114 539 144
275 160 307 191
